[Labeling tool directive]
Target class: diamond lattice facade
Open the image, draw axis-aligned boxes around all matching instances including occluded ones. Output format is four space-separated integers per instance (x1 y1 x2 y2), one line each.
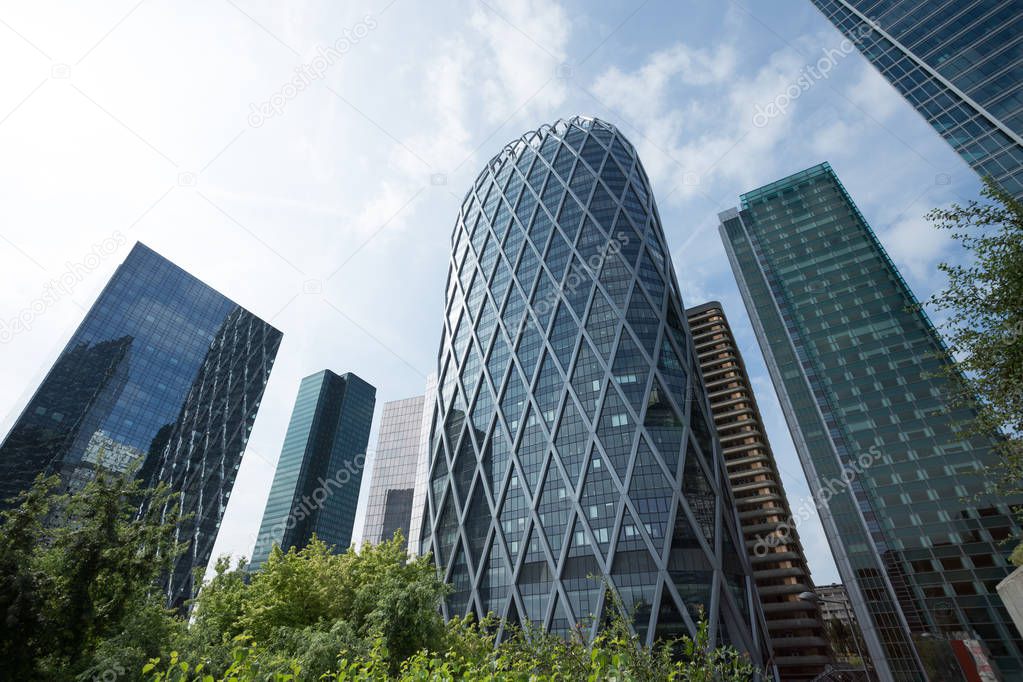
420 116 768 661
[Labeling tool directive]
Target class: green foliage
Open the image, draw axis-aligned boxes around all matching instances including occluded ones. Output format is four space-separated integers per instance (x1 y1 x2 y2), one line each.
238 532 448 671
176 556 251 676
925 179 1023 559
0 476 759 682
823 618 853 656
1012 542 1023 567
142 642 303 682
168 532 448 679
925 180 1023 484
144 610 758 681
146 539 759 681
0 471 185 680
0 474 56 678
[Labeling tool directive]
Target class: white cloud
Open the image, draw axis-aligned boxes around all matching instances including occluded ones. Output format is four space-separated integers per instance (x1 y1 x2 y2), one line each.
593 43 737 123
847 62 904 121
590 41 804 201
810 117 858 157
469 0 569 124
401 40 475 175
810 63 904 158
878 211 955 283
336 0 575 252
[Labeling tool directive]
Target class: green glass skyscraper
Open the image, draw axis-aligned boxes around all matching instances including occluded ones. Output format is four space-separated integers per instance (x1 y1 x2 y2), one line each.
720 163 1022 681
250 370 376 570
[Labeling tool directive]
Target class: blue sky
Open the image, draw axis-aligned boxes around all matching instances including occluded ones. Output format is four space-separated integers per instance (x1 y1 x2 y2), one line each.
0 0 982 586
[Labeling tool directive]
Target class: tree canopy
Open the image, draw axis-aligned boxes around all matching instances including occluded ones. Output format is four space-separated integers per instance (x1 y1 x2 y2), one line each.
924 179 1023 558
0 470 762 681
0 472 184 680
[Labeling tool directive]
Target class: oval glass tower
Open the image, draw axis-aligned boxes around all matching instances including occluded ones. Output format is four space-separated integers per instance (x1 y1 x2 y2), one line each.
421 116 766 658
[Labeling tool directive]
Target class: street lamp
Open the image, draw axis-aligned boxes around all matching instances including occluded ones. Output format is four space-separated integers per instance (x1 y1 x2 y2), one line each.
799 590 872 680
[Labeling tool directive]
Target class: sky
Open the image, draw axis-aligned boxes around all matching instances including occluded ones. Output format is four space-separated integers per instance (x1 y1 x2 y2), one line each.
0 0 985 587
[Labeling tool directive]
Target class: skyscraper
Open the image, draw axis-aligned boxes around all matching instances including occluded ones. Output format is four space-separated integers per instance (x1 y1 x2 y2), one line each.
809 0 1023 199
408 374 438 556
720 162 1023 681
361 394 426 547
420 116 768 662
250 370 375 571
0 242 282 606
815 583 856 628
686 302 831 681
148 306 283 607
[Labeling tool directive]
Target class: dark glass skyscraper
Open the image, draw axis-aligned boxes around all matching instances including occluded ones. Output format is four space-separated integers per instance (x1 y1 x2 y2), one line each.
0 242 282 606
809 0 1023 198
720 163 1023 681
250 370 376 570
148 306 283 607
421 116 768 662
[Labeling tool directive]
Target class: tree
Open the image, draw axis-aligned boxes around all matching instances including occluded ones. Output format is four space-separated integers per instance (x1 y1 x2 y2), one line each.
176 556 250 675
0 471 185 680
824 619 853 657
148 539 760 681
5 478 764 681
242 531 448 665
925 179 1023 554
145 609 760 681
173 532 449 678
0 475 59 678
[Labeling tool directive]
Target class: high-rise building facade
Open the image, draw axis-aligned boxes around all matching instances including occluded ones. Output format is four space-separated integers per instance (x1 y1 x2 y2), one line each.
686 301 831 681
408 373 438 556
250 370 375 570
816 583 855 627
720 163 1023 680
420 116 768 662
809 0 1023 199
362 394 426 547
0 242 282 606
148 306 283 607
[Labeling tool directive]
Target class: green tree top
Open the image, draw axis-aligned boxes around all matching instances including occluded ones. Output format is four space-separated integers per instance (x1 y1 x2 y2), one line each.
0 471 186 680
925 179 1023 489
